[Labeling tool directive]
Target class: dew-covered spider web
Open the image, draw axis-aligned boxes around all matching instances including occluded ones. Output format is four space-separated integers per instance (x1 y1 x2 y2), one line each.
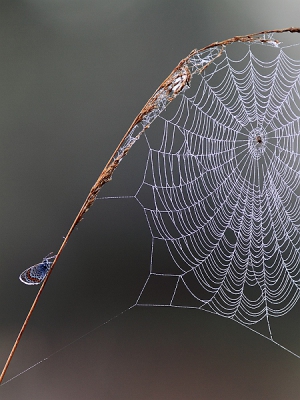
5 31 300 388
103 33 300 356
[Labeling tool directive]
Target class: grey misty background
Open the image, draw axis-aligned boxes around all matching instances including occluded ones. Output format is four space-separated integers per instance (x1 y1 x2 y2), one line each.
1 1 300 399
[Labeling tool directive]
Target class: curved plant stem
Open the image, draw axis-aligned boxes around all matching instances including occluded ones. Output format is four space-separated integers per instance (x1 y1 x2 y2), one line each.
1 26 299 384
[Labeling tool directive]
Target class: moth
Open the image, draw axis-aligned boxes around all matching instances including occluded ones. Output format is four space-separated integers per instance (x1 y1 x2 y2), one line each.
19 253 56 285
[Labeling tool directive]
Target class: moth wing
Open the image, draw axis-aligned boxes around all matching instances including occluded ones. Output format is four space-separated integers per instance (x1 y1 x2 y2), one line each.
19 263 47 285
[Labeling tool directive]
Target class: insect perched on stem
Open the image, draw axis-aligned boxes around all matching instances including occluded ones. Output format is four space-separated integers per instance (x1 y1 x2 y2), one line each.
19 253 56 285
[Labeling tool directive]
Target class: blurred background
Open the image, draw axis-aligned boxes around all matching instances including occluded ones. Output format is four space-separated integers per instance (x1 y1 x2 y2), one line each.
1 1 300 399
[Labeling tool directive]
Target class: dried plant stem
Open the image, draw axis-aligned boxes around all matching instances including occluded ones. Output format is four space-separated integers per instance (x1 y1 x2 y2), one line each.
1 26 300 384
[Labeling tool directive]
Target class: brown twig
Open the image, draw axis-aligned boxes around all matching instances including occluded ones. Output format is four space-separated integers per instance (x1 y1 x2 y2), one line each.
1 26 300 384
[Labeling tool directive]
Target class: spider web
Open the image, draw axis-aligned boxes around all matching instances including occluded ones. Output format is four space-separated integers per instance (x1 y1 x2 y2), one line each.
108 36 300 352
5 33 300 388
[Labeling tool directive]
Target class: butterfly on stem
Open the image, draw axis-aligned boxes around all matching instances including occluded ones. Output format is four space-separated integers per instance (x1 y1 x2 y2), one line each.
19 253 56 285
